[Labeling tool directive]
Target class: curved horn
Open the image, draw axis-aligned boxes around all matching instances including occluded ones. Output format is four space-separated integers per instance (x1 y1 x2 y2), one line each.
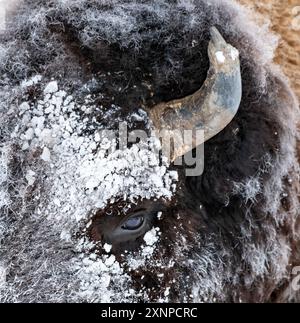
149 27 242 161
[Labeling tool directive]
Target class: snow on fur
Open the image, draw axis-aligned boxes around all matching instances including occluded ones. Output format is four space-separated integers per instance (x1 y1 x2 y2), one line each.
0 0 299 303
0 78 177 302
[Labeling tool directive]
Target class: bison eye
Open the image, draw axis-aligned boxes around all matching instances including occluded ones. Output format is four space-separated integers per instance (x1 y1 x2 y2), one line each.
121 215 144 230
95 203 162 245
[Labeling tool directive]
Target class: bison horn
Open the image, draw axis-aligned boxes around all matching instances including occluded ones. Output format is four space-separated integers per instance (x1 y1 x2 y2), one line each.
149 27 242 161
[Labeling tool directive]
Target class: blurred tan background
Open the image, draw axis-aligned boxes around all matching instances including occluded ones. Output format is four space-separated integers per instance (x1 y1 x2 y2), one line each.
239 0 300 100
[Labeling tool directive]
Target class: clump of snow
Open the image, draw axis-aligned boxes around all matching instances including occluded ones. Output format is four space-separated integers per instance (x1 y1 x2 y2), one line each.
125 227 161 272
164 286 170 297
25 170 36 186
215 51 226 64
19 102 30 112
43 81 58 94
21 128 34 141
60 229 72 242
78 141 177 209
74 255 130 302
13 81 177 227
40 147 51 162
21 75 42 88
73 237 135 302
143 227 160 246
103 243 112 253
105 255 116 267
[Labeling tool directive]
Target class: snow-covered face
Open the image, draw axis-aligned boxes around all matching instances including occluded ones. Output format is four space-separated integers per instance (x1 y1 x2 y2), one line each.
15 78 178 235
1 77 183 302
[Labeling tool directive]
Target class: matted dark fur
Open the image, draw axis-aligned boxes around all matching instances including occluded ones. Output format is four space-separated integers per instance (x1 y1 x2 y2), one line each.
0 0 299 302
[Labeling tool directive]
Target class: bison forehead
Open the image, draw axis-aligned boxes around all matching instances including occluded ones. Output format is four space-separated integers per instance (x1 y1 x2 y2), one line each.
15 79 178 227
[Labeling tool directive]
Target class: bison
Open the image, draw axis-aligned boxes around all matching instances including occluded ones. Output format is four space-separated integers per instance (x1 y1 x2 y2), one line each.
0 0 299 302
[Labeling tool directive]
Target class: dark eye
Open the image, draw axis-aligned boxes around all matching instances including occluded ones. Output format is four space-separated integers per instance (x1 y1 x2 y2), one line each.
121 215 144 230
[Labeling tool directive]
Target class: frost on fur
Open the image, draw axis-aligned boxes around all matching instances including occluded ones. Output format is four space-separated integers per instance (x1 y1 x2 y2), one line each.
0 0 299 303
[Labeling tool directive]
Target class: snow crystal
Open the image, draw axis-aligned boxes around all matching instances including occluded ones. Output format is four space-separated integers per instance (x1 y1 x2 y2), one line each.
43 81 58 94
105 255 116 267
19 102 30 113
21 75 42 88
103 243 112 253
21 141 29 151
22 128 34 141
40 147 51 162
25 170 36 186
60 230 72 242
143 227 160 246
164 286 170 297
215 51 226 63
94 132 101 142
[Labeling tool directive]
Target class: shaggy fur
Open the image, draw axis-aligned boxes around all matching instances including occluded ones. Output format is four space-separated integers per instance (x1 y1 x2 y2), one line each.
0 0 299 302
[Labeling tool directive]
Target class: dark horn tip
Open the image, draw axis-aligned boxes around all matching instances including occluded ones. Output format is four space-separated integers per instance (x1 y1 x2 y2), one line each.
209 26 226 45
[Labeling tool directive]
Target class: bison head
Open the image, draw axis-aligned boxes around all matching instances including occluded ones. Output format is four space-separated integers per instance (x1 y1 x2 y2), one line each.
0 0 299 302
